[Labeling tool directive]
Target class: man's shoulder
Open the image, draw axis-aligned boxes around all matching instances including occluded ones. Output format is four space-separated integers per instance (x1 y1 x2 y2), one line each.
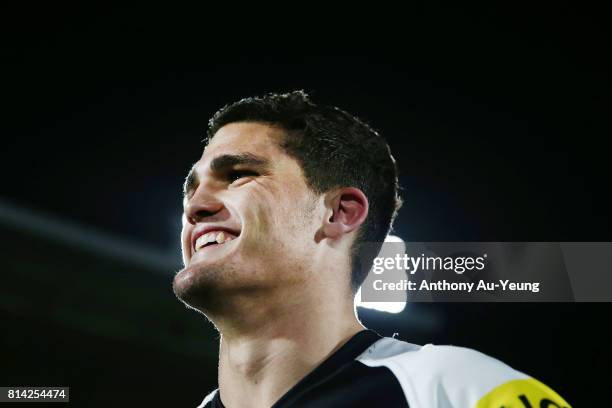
356 336 570 408
358 335 522 380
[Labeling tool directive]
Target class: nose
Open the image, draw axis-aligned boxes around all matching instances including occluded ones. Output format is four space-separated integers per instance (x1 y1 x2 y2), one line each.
184 187 224 225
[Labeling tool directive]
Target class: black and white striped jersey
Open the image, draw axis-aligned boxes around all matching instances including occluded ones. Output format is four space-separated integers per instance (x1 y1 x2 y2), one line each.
197 330 570 408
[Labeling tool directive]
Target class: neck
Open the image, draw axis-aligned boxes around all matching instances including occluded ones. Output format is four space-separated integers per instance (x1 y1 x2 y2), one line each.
214 286 363 408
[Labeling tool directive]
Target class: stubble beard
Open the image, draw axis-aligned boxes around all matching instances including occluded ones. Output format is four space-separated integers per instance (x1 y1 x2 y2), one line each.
172 261 243 315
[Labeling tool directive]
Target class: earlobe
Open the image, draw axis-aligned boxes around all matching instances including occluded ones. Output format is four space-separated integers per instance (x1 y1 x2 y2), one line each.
322 221 344 239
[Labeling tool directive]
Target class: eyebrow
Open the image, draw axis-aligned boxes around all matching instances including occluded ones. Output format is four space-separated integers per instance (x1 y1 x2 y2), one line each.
183 153 270 196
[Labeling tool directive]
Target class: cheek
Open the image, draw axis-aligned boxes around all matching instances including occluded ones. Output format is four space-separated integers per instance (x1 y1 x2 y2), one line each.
242 182 314 242
181 227 189 247
239 187 278 242
180 221 191 261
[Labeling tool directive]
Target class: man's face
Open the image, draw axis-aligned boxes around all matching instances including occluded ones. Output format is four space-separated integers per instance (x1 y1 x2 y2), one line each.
173 122 322 310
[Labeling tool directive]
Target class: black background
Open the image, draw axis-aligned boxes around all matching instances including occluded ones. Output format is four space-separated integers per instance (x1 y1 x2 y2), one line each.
2 4 610 407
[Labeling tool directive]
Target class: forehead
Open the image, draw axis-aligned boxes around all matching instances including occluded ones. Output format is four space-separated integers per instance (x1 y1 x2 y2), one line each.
201 122 286 163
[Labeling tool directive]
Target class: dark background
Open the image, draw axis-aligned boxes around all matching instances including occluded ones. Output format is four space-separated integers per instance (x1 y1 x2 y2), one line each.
2 4 610 407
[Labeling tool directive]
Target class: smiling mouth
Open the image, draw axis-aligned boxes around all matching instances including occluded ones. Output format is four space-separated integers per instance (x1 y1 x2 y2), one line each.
194 231 239 253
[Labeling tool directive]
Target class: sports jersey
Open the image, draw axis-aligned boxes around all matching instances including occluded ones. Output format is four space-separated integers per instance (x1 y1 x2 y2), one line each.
197 330 570 407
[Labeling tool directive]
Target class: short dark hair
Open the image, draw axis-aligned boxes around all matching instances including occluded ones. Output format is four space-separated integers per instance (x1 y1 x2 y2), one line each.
207 91 402 292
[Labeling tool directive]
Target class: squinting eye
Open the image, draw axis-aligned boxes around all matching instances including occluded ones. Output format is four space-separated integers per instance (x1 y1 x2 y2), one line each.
228 170 258 183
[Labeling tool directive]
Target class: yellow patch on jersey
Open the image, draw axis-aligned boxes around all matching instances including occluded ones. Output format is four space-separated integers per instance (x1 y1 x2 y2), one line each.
475 378 571 408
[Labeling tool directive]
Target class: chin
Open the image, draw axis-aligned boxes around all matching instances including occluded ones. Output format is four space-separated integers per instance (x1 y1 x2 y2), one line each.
174 258 216 286
172 258 246 311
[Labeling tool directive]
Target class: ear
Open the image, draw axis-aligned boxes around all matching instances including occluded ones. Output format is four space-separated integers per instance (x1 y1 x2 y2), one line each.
322 187 369 240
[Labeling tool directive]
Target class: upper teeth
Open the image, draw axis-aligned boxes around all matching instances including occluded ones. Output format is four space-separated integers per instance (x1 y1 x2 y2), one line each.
195 231 233 251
